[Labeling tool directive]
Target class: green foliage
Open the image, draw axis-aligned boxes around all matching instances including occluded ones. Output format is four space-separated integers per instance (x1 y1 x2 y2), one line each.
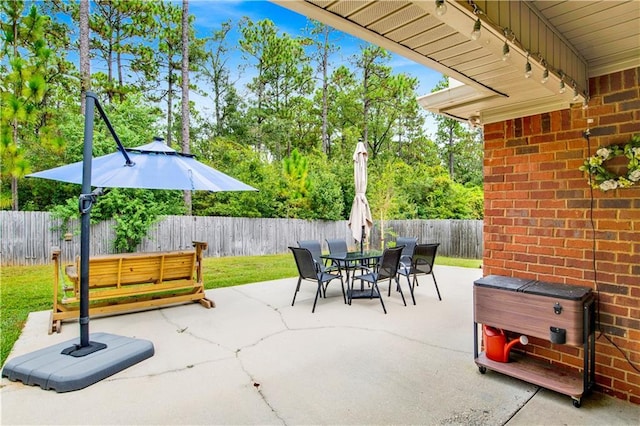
281 148 311 217
93 189 184 252
431 76 484 188
49 189 185 253
308 166 344 220
1 1 60 209
191 136 283 217
8 5 484 222
239 18 315 160
0 263 54 367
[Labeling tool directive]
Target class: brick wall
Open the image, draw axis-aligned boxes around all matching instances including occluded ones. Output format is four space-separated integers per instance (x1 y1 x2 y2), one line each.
482 66 640 403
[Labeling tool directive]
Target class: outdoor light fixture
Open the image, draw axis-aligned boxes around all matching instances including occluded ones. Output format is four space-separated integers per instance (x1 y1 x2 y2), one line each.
459 2 588 104
524 57 532 78
435 0 447 16
559 80 566 94
502 42 510 61
541 68 549 84
471 18 481 40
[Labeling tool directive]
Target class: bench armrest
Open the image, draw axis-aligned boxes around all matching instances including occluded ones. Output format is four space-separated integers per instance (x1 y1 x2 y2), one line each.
65 265 78 281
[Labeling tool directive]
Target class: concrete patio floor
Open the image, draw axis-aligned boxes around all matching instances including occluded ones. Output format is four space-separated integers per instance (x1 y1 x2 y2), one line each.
1 265 638 425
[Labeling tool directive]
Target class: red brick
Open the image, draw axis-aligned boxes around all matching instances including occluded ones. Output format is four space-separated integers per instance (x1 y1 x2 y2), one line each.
557 209 585 219
620 122 640 133
622 68 636 89
490 200 513 208
598 241 633 253
566 239 593 249
555 247 584 258
484 122 504 133
610 71 623 91
598 74 610 93
616 295 640 308
589 104 616 117
514 253 538 263
617 253 640 265
598 220 633 231
528 227 553 237
530 134 556 144
565 258 592 270
598 261 631 275
528 245 553 255
613 380 640 397
505 173 530 182
530 171 555 180
600 112 635 125
540 180 562 190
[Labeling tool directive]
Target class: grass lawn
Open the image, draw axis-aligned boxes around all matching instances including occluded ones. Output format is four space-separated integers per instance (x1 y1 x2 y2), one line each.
0 253 481 366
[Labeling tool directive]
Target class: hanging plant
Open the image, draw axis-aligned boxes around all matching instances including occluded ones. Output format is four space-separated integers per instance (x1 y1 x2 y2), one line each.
579 134 640 191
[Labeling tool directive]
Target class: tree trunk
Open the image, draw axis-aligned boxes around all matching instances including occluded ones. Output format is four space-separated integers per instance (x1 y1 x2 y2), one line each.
167 65 173 147
181 0 191 214
117 28 124 102
448 125 455 179
321 26 330 155
79 0 90 114
11 11 19 210
107 42 113 102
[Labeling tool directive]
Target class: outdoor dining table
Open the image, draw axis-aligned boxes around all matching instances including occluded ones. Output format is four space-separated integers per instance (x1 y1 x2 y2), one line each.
321 250 382 304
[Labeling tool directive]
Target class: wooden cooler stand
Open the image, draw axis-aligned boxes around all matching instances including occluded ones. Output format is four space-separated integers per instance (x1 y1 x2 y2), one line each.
473 275 596 408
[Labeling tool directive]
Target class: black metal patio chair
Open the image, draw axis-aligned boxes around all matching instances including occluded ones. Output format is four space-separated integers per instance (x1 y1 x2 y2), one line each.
351 246 405 314
325 238 361 276
396 236 418 304
289 246 345 313
410 243 441 301
298 240 338 273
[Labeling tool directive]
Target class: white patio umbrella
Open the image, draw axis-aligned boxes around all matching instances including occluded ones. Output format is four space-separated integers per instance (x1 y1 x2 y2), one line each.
348 141 373 252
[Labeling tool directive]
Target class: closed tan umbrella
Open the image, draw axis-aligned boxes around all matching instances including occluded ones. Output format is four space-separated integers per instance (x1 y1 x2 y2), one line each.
348 141 373 252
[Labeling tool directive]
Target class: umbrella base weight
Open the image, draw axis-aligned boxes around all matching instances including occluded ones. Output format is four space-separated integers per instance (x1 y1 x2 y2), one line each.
61 340 108 357
1 332 154 392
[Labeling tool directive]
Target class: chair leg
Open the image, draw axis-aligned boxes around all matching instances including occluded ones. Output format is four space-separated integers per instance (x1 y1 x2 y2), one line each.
395 277 407 306
373 282 387 314
339 276 346 304
431 272 442 301
348 279 354 305
312 282 322 313
407 273 416 305
292 277 302 306
411 274 418 298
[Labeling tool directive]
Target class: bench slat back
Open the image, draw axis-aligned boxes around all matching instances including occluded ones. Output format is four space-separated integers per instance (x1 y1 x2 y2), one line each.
79 251 196 289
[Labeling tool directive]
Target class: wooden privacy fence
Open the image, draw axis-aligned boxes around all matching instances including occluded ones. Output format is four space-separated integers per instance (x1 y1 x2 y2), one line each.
0 211 483 266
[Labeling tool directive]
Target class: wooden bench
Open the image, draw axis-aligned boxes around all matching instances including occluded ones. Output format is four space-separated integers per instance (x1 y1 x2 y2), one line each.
50 241 214 334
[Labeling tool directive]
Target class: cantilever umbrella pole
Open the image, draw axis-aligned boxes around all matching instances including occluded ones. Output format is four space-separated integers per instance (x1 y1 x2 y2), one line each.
64 92 108 356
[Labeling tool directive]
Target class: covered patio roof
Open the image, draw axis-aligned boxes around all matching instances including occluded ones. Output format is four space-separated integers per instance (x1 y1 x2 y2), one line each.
273 0 640 124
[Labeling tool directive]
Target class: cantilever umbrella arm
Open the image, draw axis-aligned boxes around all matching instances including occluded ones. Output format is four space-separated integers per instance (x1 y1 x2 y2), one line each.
89 92 134 167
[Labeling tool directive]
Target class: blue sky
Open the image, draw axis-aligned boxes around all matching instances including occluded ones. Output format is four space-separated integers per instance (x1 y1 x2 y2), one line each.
189 0 443 94
188 0 443 134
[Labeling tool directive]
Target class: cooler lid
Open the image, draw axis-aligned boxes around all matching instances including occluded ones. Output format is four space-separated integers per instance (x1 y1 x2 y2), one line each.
523 281 593 300
473 275 535 291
